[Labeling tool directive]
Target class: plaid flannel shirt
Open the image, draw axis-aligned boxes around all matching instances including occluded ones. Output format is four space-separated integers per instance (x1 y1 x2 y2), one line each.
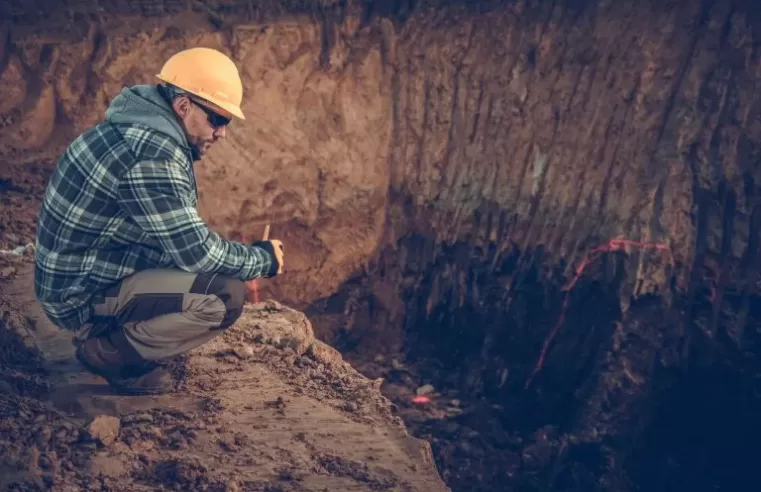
34 122 274 331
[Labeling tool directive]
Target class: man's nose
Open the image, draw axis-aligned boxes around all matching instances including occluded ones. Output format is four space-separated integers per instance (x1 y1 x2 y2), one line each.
213 126 227 139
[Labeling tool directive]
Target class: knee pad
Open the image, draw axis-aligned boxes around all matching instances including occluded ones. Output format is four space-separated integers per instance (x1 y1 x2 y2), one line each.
191 274 245 330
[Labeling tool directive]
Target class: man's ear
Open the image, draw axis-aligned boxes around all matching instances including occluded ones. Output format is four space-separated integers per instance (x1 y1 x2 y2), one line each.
172 96 192 119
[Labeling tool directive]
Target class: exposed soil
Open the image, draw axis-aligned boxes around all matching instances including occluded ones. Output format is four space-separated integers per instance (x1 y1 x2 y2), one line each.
0 259 447 492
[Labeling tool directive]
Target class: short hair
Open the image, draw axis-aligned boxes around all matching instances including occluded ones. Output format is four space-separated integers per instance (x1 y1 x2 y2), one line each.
162 83 188 99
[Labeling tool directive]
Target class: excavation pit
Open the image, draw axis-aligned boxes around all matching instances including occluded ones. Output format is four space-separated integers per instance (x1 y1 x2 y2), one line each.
2 0 761 490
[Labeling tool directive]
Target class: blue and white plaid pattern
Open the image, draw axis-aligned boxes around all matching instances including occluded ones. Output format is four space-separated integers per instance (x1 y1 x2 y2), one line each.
34 122 273 331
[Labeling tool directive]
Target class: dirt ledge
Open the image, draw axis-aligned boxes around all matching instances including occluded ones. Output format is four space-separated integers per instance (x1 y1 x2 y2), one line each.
0 261 448 492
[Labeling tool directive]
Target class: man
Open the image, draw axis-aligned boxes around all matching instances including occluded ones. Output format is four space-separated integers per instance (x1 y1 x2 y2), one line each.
33 47 285 395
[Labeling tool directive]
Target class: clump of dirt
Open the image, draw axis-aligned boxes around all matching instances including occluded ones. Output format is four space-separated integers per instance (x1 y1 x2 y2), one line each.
0 264 448 492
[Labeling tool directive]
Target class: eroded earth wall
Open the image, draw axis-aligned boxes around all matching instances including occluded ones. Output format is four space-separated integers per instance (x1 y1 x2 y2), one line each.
1 0 759 306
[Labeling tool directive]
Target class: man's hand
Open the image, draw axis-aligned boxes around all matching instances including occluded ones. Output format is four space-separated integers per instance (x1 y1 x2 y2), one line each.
252 239 285 276
268 239 284 275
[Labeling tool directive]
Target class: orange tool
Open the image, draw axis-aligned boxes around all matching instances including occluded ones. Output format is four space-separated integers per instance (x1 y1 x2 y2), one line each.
247 224 269 303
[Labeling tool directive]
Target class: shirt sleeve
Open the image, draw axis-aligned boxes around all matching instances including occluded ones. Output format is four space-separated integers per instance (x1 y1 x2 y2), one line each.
116 159 273 280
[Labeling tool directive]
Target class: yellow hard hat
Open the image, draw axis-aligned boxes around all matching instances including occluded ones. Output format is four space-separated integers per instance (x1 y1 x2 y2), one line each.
156 47 245 120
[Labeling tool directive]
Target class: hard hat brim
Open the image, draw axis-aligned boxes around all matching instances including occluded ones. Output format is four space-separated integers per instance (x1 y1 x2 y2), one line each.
156 74 246 121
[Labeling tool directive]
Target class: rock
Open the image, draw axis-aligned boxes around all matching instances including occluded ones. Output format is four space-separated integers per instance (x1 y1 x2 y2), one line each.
416 384 435 396
343 401 359 412
234 345 255 359
85 415 120 446
391 359 405 371
307 340 343 365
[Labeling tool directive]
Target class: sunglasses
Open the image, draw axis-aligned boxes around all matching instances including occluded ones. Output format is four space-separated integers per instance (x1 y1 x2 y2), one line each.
189 98 231 128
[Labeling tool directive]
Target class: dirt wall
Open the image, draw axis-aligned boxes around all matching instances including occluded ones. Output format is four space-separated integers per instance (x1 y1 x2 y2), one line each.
2 0 760 308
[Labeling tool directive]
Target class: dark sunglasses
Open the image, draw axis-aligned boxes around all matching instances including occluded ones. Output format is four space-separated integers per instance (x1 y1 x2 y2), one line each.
189 99 231 128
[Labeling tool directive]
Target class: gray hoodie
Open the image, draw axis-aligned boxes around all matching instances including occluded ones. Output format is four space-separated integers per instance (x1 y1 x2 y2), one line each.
105 84 191 152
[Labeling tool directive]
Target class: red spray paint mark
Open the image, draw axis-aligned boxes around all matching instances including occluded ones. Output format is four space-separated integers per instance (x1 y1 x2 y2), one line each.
412 395 432 404
249 280 261 303
241 233 262 304
524 238 672 390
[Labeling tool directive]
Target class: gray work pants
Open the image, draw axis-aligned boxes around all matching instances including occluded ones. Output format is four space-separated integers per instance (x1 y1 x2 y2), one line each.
76 269 245 360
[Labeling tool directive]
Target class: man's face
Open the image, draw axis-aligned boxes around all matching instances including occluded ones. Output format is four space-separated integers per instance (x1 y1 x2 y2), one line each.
174 96 231 159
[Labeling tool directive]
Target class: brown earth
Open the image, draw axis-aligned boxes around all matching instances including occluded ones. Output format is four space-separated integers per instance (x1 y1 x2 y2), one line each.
2 0 761 491
0 259 447 492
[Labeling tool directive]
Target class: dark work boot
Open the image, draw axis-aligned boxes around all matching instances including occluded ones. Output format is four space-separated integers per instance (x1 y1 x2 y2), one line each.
75 330 175 396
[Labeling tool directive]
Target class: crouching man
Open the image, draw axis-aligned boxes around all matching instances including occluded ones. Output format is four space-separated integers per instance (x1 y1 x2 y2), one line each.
33 47 284 395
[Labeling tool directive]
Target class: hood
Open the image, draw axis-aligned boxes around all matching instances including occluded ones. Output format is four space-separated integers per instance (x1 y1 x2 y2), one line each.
105 85 189 150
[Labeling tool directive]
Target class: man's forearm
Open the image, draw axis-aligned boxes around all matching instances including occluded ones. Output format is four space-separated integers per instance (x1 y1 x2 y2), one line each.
116 160 276 280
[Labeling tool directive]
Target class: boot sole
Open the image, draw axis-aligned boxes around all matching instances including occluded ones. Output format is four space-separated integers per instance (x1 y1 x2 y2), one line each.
74 345 172 396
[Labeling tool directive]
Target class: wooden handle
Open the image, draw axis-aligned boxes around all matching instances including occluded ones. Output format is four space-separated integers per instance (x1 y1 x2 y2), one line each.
262 224 270 241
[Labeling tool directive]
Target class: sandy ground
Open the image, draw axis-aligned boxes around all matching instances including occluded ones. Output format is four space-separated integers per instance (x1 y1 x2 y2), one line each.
0 258 448 492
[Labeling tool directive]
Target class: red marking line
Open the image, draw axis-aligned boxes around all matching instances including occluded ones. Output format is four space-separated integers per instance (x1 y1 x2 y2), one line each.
524 238 672 389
